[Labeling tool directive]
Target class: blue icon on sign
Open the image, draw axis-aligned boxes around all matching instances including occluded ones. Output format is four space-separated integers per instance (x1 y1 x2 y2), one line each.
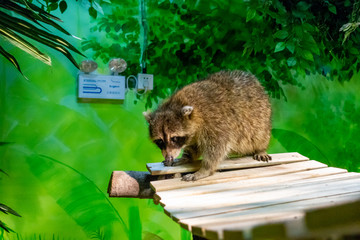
83 84 102 94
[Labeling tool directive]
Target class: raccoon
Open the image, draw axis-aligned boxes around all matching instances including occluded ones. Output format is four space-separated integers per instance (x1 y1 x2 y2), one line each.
143 70 272 181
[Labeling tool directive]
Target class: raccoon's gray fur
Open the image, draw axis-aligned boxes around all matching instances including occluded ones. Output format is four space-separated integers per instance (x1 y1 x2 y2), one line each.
144 70 272 181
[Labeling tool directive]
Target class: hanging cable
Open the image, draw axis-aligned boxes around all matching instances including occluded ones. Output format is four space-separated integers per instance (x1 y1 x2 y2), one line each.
140 0 148 74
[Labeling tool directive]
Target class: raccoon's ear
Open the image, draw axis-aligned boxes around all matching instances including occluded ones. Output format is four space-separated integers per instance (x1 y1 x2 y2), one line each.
182 106 193 117
143 111 152 123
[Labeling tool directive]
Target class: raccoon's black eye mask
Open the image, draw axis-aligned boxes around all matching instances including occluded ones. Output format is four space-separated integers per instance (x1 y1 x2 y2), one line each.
153 139 165 149
153 136 187 149
170 136 187 147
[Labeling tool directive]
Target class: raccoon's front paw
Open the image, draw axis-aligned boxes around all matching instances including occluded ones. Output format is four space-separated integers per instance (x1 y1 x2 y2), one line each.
253 152 272 162
172 158 190 166
182 171 211 181
182 173 197 181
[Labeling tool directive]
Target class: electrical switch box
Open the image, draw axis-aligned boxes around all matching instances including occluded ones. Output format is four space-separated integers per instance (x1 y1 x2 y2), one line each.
137 73 154 90
78 73 126 100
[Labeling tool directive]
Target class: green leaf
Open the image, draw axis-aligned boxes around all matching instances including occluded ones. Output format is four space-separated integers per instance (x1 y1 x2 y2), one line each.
272 129 329 164
287 57 297 66
302 23 315 32
143 231 163 240
349 47 359 55
26 154 128 237
246 9 256 22
49 2 59 11
114 23 121 32
89 6 97 19
0 11 84 57
0 27 51 66
274 42 286 52
0 204 21 217
59 1 68 14
328 3 337 14
0 220 14 233
0 169 9 176
1 1 71 35
274 30 288 39
129 206 142 240
286 42 295 53
296 1 311 11
0 12 84 68
301 49 314 61
92 1 104 16
0 45 28 79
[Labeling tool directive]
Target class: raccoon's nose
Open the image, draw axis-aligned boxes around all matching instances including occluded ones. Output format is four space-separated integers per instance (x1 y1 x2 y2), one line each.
165 155 174 162
164 156 174 166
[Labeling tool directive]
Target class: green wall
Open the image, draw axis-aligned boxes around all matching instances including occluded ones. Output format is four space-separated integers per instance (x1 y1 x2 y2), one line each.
0 2 187 240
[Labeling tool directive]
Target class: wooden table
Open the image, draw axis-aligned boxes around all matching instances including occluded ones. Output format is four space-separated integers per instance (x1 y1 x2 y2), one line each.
146 153 360 240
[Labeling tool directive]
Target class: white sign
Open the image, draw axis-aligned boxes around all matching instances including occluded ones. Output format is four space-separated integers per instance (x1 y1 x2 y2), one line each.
78 74 125 100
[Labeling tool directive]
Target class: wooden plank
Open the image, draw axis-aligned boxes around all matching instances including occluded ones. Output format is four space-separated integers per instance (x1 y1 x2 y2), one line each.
203 192 360 239
160 171 357 209
156 167 347 204
252 199 360 240
196 211 304 240
151 160 326 192
169 174 360 222
147 152 308 175
305 199 360 230
187 192 360 240
224 212 303 240
168 175 360 221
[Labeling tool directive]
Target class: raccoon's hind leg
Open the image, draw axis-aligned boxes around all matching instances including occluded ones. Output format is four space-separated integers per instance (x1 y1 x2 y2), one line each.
172 145 200 166
253 151 272 162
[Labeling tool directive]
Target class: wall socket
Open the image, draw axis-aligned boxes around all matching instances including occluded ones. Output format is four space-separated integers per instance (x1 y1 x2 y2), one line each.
137 73 154 91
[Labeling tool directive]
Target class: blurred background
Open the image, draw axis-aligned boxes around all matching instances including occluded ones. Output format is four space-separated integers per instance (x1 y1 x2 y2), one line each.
1 0 359 239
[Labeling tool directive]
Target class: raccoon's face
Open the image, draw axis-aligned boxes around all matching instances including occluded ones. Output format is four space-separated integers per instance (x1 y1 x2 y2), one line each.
143 106 194 165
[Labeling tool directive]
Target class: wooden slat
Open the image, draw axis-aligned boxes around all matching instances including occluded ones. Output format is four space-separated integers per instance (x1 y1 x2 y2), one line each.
168 175 360 221
147 152 308 175
185 192 360 230
189 192 360 239
250 198 360 240
305 199 360 230
161 171 356 209
156 167 347 203
151 160 326 192
194 211 303 240
205 211 304 240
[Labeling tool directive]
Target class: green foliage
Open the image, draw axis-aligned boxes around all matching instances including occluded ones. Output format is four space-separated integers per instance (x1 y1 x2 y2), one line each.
26 153 127 237
0 0 87 78
128 207 141 240
38 0 108 18
272 129 329 164
0 143 20 235
271 73 360 172
0 203 21 233
82 0 360 107
0 51 187 239
81 0 142 76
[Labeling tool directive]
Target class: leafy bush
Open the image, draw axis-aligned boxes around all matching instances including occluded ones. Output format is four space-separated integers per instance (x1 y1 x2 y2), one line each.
82 0 360 107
